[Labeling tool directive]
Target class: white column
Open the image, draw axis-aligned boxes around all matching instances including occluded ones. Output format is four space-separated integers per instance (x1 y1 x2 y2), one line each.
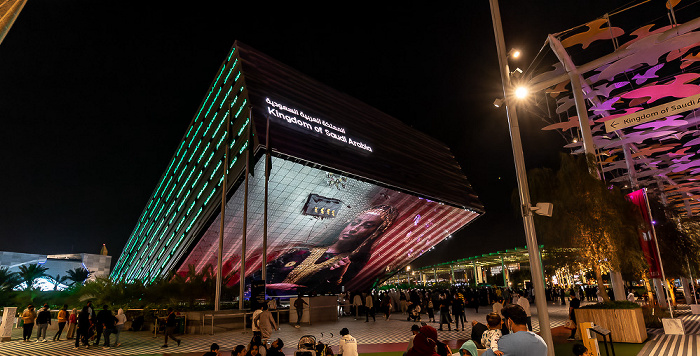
653 278 668 308
610 271 625 301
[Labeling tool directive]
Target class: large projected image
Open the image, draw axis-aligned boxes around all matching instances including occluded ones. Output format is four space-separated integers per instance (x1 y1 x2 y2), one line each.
177 157 478 294
264 204 398 291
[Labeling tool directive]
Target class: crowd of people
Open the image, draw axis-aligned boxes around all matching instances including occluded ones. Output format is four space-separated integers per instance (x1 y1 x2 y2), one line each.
19 301 149 349
15 285 601 356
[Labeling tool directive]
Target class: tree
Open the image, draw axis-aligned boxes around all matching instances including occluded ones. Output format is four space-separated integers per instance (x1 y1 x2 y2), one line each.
66 267 91 286
0 267 21 291
650 198 700 279
51 274 70 291
525 153 645 302
17 263 49 291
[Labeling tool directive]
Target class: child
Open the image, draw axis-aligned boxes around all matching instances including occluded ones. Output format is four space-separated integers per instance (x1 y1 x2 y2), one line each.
481 312 503 356
573 344 589 356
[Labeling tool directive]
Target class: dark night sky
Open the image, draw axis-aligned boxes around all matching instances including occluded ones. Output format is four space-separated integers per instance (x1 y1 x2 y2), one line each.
0 1 632 267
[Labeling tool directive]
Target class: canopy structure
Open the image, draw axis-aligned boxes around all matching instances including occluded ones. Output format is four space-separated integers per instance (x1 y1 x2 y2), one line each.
385 246 541 287
523 0 700 215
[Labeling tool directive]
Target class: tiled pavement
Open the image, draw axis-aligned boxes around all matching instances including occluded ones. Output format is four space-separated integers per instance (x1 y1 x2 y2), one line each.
0 302 574 356
638 305 700 356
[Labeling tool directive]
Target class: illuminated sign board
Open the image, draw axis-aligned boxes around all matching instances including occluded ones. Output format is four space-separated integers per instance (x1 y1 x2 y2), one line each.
265 97 373 153
177 157 478 294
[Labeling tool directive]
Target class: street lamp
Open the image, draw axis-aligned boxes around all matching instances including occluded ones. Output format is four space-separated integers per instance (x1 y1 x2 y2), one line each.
488 1 555 355
515 86 529 99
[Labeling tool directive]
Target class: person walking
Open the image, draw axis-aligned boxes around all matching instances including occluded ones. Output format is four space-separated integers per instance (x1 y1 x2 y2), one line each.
338 328 358 356
400 292 408 314
66 308 77 340
364 292 375 322
35 304 51 342
21 304 37 342
438 294 451 331
74 306 91 349
567 293 581 341
381 292 392 320
252 304 263 338
352 292 363 320
162 307 182 347
53 304 68 341
293 295 307 328
256 304 278 345
425 295 435 323
94 304 113 346
515 293 532 331
100 305 118 348
452 295 466 331
492 298 504 317
114 308 127 347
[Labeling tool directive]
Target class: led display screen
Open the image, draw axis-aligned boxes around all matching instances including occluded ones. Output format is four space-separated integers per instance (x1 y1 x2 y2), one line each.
177 156 479 294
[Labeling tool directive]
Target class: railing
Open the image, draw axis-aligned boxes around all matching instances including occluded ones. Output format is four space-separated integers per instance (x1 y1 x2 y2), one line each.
201 309 288 335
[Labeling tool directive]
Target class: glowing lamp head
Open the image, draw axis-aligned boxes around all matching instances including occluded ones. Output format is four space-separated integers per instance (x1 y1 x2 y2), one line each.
509 48 521 59
514 86 528 99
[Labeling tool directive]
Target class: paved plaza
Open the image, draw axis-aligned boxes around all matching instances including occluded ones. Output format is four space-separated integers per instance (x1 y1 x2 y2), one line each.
0 302 572 356
9 301 700 356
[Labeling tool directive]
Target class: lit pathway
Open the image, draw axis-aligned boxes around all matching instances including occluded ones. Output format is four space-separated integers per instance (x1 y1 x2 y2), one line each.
638 305 700 356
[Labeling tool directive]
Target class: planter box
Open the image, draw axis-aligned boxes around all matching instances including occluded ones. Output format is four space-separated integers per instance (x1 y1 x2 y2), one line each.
575 308 647 343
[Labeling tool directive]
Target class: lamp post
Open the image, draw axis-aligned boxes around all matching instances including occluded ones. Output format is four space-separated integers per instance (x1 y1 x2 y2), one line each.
488 1 555 355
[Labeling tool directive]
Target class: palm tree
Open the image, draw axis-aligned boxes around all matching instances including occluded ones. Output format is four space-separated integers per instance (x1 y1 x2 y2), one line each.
0 267 21 291
17 263 49 290
51 274 70 290
66 268 91 286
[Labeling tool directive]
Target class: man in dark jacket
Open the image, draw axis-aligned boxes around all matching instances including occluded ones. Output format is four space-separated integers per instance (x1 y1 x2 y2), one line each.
35 304 52 342
98 305 118 348
94 305 113 346
73 307 91 349
162 307 182 347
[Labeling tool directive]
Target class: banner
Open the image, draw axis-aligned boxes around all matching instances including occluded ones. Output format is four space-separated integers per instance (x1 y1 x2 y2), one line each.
626 189 662 278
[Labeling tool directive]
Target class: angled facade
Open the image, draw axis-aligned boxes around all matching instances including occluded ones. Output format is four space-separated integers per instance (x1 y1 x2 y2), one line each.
111 42 484 293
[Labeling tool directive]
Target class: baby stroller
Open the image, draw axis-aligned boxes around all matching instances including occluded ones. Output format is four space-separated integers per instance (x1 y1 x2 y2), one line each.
295 334 334 356
296 335 318 356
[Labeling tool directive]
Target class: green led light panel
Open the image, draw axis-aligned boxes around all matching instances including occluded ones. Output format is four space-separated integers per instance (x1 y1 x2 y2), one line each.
110 44 248 282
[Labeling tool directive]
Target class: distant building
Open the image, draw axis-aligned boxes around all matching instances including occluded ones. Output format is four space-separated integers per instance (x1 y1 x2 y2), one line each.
0 251 111 291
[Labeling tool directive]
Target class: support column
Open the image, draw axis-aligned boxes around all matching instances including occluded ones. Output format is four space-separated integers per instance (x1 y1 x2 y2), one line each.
610 271 625 301
450 265 455 284
681 277 692 304
653 278 668 308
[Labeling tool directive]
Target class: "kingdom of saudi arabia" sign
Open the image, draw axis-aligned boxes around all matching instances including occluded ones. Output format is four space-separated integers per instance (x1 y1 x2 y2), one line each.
604 92 700 133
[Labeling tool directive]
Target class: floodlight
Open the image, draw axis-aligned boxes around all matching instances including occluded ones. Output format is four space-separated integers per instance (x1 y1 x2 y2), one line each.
511 68 523 78
493 98 504 108
530 202 553 217
508 48 521 59
514 86 528 99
